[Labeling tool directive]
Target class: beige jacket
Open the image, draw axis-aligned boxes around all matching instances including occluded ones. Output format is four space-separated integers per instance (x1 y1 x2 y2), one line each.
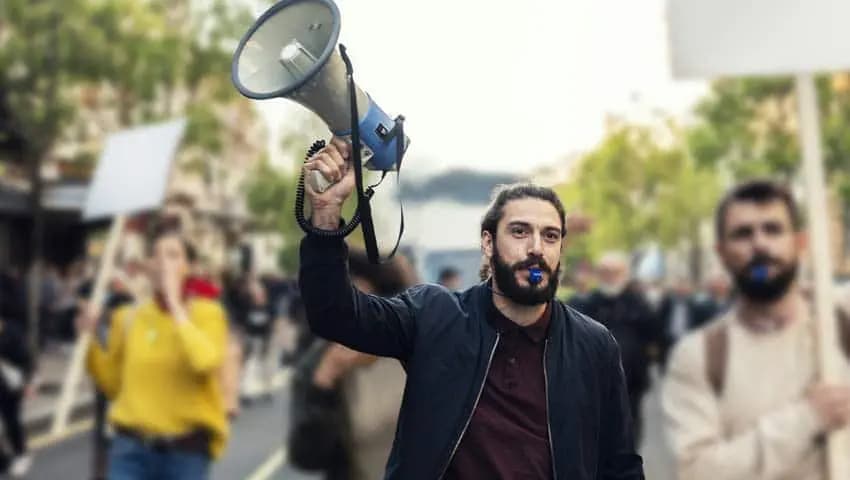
344 357 406 480
662 297 850 480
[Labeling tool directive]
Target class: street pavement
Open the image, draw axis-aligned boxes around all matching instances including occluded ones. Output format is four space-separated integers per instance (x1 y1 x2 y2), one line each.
640 367 677 480
22 367 678 480
25 388 285 480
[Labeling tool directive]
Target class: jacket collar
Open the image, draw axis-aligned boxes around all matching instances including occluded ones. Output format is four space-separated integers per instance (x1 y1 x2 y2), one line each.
470 280 563 341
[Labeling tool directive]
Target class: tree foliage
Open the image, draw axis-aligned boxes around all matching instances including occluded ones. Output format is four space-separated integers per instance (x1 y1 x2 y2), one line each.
0 0 254 167
688 74 850 205
556 121 720 271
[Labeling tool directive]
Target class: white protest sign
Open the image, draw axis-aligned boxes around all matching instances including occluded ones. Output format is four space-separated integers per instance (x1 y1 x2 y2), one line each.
668 0 850 78
84 118 186 220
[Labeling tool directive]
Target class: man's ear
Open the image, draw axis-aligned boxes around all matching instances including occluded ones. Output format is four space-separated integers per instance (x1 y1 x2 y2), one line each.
482 231 494 260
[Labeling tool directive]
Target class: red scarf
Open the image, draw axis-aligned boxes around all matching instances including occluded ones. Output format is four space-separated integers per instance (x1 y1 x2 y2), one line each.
154 276 221 312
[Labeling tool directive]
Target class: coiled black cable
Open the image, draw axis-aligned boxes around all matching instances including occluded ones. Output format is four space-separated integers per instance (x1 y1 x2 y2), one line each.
294 139 362 237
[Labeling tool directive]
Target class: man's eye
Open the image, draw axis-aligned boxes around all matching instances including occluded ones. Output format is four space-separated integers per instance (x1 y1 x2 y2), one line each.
545 232 560 242
511 227 526 235
763 222 785 235
730 227 752 240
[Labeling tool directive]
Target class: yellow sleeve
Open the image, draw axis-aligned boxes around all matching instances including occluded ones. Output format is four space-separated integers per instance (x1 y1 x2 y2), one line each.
174 301 227 374
85 306 130 400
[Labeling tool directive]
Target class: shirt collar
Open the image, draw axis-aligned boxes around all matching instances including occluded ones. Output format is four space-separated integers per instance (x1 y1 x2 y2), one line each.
489 299 551 343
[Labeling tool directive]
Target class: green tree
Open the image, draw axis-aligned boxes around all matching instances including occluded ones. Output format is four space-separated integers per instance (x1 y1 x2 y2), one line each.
0 0 256 349
687 74 850 208
555 121 720 279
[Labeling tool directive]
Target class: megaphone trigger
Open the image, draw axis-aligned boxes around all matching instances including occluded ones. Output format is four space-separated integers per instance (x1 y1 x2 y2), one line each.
307 169 333 194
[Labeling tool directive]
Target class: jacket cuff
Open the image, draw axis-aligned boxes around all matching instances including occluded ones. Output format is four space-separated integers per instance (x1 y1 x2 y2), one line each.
300 234 348 267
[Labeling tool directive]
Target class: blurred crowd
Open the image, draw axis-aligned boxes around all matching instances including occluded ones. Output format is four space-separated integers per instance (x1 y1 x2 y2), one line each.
564 252 732 444
1 179 849 480
0 218 302 479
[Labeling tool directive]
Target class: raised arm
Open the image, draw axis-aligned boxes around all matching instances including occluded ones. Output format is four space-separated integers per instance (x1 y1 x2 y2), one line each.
299 138 418 360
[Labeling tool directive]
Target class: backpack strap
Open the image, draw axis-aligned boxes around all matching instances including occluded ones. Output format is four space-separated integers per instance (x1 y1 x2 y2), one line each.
703 305 850 399
704 321 729 397
837 306 850 360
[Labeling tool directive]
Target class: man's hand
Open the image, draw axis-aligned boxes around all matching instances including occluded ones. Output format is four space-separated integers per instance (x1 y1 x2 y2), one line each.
807 383 850 431
312 344 377 390
75 303 99 336
303 137 356 230
161 262 189 323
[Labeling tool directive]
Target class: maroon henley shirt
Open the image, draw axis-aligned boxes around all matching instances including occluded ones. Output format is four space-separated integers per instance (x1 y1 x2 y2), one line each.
444 302 554 480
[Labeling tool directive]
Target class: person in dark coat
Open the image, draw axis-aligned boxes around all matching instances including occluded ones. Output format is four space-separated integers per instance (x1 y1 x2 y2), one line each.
654 274 732 372
297 138 644 480
576 252 660 446
0 308 35 477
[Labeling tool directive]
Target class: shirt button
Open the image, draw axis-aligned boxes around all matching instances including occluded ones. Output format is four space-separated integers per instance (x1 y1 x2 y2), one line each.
508 357 517 365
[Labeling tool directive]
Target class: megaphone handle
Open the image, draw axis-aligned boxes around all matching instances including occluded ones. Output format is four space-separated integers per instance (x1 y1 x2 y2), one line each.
307 138 373 193
307 170 333 194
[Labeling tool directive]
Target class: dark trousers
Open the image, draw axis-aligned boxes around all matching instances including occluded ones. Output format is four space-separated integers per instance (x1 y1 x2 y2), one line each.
0 387 25 456
92 390 110 480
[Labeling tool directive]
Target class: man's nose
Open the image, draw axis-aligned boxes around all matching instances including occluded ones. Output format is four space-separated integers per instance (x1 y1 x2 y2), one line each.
528 232 544 257
752 229 773 251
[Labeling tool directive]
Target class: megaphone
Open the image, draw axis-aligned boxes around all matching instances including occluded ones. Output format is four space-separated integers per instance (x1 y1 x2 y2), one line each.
231 0 409 194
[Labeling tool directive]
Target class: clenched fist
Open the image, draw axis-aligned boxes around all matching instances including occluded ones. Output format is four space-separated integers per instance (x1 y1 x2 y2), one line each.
303 137 356 230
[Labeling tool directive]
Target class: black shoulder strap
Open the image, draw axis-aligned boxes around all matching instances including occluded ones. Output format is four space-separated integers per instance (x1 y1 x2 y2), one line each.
340 44 405 265
704 321 729 397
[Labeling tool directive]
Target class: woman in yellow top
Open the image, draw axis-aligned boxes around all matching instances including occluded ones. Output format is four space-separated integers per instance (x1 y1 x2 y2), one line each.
79 228 228 480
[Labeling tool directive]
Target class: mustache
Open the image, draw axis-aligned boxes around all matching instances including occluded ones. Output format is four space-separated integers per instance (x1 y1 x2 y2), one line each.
747 252 782 269
512 255 552 274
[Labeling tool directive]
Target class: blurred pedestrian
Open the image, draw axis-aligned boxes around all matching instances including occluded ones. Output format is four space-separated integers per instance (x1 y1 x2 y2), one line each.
663 180 850 480
56 260 88 345
0 313 35 478
299 141 644 480
437 267 461 291
0 267 28 335
291 249 412 480
577 251 659 444
566 261 595 312
655 278 702 371
239 276 275 401
695 271 732 321
80 227 229 480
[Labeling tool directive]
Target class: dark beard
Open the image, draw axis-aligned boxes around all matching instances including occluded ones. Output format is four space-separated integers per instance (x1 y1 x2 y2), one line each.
491 241 560 306
732 253 798 303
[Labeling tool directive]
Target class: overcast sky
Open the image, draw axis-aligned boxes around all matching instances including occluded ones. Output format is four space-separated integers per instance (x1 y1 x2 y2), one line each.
250 0 707 176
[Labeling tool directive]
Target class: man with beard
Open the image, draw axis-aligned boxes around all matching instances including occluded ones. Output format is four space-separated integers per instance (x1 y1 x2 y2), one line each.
298 138 644 480
662 180 850 480
575 252 658 445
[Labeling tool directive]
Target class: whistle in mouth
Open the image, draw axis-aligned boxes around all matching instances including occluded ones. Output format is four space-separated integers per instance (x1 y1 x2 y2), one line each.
529 268 543 285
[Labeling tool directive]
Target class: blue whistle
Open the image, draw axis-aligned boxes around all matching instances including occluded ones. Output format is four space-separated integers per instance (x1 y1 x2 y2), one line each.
529 268 543 285
750 264 769 283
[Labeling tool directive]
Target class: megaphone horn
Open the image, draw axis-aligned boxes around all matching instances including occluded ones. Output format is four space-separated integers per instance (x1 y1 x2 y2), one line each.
231 0 410 193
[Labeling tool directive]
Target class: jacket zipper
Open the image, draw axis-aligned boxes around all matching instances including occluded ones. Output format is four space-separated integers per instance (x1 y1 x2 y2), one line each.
544 339 557 479
437 334 501 479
